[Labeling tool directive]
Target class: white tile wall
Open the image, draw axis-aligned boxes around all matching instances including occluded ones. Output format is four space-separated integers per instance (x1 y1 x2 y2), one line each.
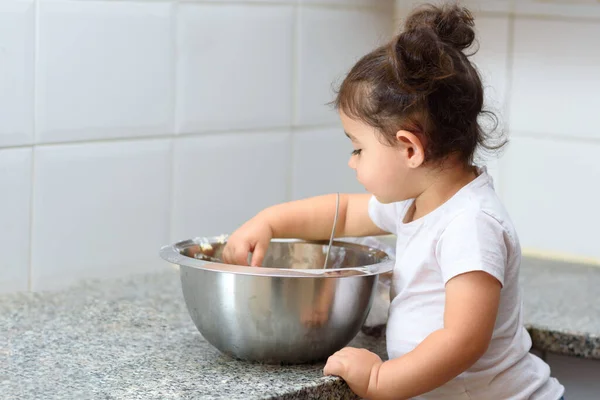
396 0 512 17
509 17 600 139
0 148 32 293
302 0 394 10
37 1 173 144
1 0 399 293
465 0 514 14
2 0 600 293
483 156 502 196
235 0 296 3
470 15 510 197
31 139 171 291
515 2 600 19
176 4 293 134
399 1 600 18
0 1 34 148
295 6 393 126
171 132 289 241
501 135 600 259
291 127 365 199
471 16 510 120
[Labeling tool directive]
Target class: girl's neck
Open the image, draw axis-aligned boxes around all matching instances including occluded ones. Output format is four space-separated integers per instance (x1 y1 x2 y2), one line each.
407 163 478 223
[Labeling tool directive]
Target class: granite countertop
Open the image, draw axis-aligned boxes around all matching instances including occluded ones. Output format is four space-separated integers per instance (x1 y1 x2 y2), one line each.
520 258 599 359
1 258 599 400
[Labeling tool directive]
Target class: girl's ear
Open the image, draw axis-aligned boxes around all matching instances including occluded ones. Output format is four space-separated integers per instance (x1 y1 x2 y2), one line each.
396 130 425 168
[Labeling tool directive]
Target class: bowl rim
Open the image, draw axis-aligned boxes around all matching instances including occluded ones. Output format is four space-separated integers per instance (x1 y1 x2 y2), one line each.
159 236 394 278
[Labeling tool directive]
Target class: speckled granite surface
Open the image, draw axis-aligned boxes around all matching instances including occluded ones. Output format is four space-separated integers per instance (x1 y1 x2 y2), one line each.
1 258 598 399
520 258 600 360
1 268 386 400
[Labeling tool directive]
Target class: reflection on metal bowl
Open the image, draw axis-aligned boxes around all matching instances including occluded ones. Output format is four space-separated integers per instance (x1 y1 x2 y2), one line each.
160 237 393 364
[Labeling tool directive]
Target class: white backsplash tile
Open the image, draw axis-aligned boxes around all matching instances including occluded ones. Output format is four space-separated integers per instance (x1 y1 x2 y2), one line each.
1 0 595 299
515 1 600 19
37 1 173 144
31 139 171 291
455 0 513 14
400 1 600 17
396 1 513 19
471 14 510 199
500 135 600 259
295 6 392 126
171 131 289 241
509 18 600 139
0 148 32 293
291 127 365 200
303 0 394 11
476 141 504 199
471 15 510 121
176 4 293 134
0 1 34 148
228 0 297 3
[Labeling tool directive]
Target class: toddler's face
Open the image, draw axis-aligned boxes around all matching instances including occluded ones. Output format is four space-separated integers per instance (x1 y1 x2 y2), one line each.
339 111 422 203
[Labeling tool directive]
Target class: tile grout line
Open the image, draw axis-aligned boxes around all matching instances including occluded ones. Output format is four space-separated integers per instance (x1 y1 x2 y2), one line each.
512 11 600 24
5 124 600 153
177 0 390 13
168 1 178 243
167 139 176 244
286 2 300 201
498 11 516 203
25 0 600 20
287 130 295 201
48 0 397 13
513 131 600 144
290 1 299 128
503 12 516 128
28 0 41 292
463 8 600 23
0 122 344 151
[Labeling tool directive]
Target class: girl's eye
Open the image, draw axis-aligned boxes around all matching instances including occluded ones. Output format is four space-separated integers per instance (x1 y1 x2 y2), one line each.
351 149 362 156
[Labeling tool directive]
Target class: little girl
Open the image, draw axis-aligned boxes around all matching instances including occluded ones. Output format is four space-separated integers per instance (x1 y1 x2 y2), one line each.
222 3 565 399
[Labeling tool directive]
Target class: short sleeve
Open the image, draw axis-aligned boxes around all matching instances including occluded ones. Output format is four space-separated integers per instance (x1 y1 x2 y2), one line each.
368 195 398 235
435 210 508 286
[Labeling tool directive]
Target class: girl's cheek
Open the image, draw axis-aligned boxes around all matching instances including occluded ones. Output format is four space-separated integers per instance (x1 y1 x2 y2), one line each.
354 167 364 183
357 166 371 186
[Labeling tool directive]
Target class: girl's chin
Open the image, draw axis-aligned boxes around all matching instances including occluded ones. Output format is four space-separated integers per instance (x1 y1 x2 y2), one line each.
373 194 397 204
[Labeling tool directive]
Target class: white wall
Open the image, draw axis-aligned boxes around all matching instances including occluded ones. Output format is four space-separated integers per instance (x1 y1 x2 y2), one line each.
397 0 600 265
0 0 393 292
3 0 599 293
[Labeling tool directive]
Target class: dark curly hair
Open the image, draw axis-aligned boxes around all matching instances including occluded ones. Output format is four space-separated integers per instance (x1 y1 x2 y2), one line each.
333 2 506 165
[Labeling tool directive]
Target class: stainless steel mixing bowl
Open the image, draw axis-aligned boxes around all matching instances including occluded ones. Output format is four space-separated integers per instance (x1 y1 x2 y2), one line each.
159 237 394 364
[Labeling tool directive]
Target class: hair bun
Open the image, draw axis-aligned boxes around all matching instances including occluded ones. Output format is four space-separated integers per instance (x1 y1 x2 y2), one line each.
386 3 477 94
404 3 475 51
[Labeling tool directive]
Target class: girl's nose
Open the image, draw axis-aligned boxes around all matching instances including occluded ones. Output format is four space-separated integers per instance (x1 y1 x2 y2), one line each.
348 157 356 170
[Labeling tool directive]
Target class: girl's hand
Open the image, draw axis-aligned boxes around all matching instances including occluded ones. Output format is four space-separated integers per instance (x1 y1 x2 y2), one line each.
323 347 383 398
221 213 273 267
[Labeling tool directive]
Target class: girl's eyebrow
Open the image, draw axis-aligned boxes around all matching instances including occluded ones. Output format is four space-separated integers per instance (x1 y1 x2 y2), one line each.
344 131 357 141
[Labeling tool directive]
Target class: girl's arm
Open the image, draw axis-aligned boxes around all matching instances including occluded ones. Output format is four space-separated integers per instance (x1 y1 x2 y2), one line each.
222 193 388 266
324 270 502 400
263 192 387 240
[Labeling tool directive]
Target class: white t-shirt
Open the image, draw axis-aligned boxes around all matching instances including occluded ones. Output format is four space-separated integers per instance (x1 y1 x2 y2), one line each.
368 168 565 400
